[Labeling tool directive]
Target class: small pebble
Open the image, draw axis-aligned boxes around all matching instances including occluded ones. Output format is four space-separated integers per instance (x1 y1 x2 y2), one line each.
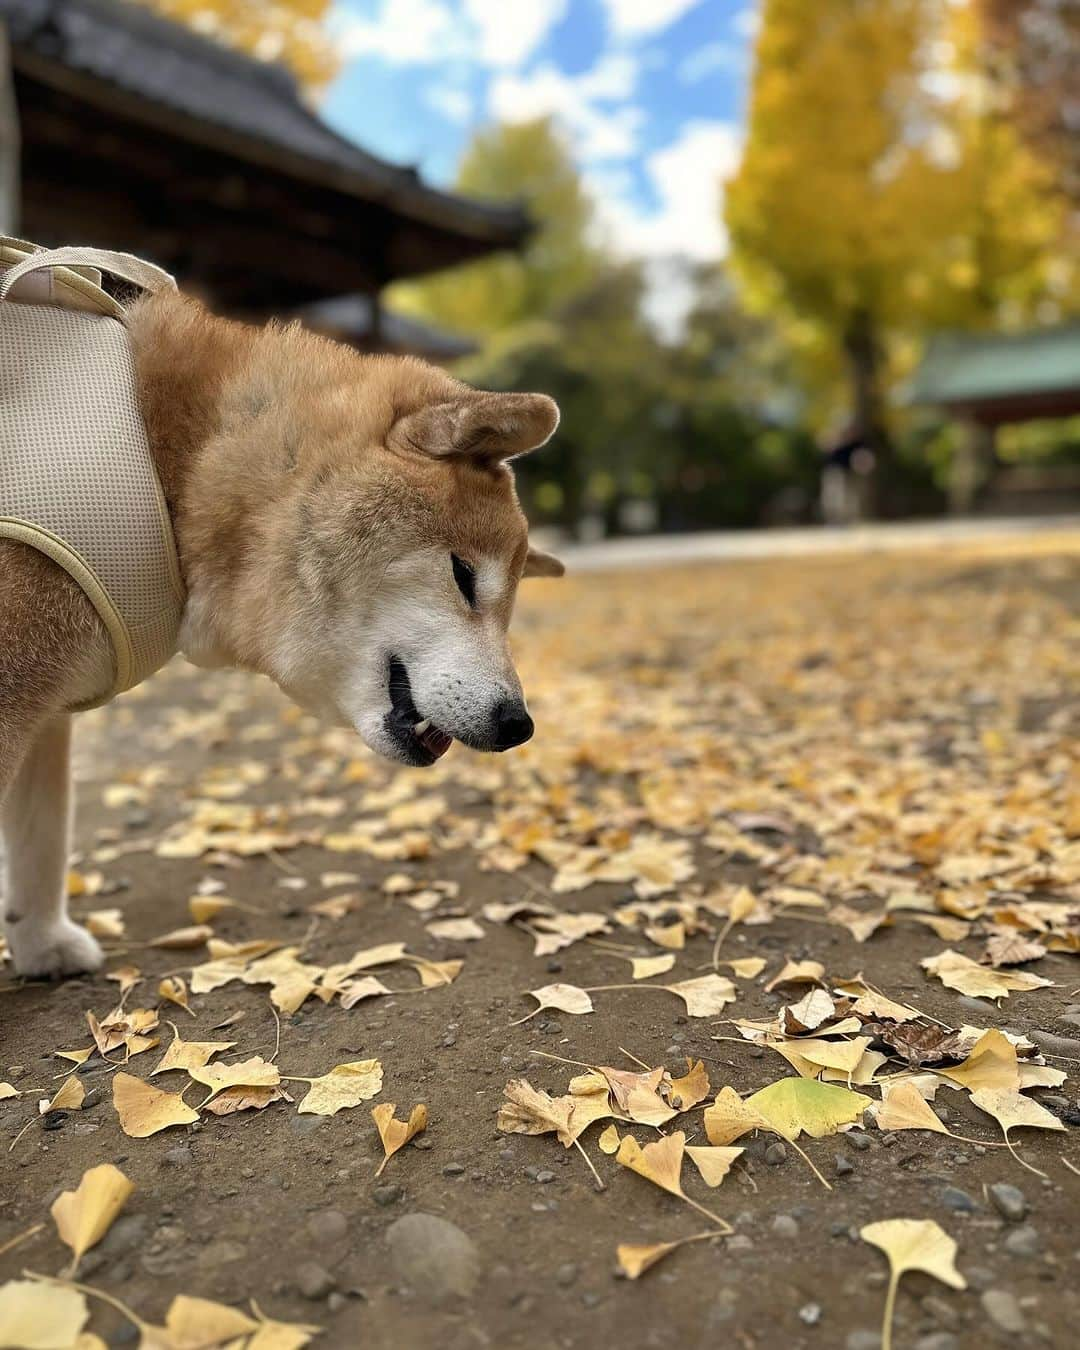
373 1184 402 1207
835 1154 855 1177
307 1210 348 1245
534 1170 556 1184
442 1163 466 1177
939 1187 977 1212
845 1332 882 1350
799 1303 821 1325
163 1146 191 1167
772 1215 799 1239
848 1133 871 1151
764 1142 787 1166
981 1289 1025 1335
915 1335 958 1350
295 1261 336 1301
1003 1225 1041 1258
555 1262 579 1287
726 1235 753 1253
988 1182 1026 1223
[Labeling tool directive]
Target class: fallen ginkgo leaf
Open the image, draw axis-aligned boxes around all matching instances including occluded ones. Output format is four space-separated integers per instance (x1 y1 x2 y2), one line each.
151 1026 237 1077
510 983 594 1025
295 1061 383 1115
41 1076 86 1114
0 1279 88 1348
615 1230 720 1280
615 1132 731 1231
372 1102 428 1175
860 1218 966 1350
746 1077 870 1140
970 1086 1065 1177
188 1056 280 1102
150 924 214 950
112 1072 199 1137
921 949 1051 1000
157 976 195 1017
50 1164 134 1275
685 1145 743 1187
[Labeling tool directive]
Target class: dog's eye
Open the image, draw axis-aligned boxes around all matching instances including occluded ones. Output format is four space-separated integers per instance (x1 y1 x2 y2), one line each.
451 554 477 608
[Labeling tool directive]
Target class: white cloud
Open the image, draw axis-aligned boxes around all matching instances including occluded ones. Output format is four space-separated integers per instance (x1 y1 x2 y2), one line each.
332 0 564 70
600 0 704 39
426 85 474 123
678 41 744 83
462 0 567 69
331 0 460 63
731 4 760 39
593 120 741 262
489 52 643 159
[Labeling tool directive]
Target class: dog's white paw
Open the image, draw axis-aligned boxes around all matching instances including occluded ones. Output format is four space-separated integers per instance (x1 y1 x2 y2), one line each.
7 917 105 979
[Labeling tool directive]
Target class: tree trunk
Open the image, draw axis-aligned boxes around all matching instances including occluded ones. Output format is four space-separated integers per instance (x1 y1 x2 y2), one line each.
0 21 18 236
842 308 892 516
949 418 996 515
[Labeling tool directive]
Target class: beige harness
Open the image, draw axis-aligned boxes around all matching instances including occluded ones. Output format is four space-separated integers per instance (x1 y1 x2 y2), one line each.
0 239 185 709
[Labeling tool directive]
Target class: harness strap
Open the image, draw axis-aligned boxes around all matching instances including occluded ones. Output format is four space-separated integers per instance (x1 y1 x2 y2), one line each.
0 246 176 315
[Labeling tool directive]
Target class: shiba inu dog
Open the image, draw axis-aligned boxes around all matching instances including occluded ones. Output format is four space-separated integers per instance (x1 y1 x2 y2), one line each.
0 288 562 978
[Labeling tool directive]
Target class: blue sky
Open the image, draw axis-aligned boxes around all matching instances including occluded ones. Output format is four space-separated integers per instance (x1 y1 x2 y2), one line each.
322 1 756 267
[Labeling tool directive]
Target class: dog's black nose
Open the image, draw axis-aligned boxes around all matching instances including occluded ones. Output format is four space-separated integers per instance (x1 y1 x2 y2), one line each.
492 701 534 750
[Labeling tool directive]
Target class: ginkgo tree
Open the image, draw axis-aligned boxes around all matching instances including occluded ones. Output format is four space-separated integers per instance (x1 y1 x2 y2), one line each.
726 0 1069 498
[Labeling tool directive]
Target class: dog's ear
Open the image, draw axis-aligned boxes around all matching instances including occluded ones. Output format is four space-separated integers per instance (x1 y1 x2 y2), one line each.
523 546 565 579
390 392 559 463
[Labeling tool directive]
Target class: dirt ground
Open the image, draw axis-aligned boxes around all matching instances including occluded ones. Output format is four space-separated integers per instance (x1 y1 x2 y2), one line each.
2 543 1078 1350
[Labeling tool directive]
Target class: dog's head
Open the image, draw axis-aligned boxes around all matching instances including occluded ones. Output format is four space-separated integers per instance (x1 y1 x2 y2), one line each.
201 349 564 767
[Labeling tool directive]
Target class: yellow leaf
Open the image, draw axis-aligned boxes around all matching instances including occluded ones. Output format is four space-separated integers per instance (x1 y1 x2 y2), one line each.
771 1036 872 1079
296 1060 383 1115
629 954 676 980
598 1123 621 1154
645 921 685 950
371 1102 428 1175
151 1027 237 1077
861 1219 966 1350
937 1029 1019 1092
105 966 142 996
158 977 195 1017
685 1145 743 1187
598 1066 676 1127
615 1132 730 1230
408 956 464 988
54 1049 94 1067
86 909 125 940
163 1295 258 1347
150 924 214 950
511 983 594 1024
497 1078 610 1147
0 1279 88 1348
664 974 736 1017
746 1078 870 1139
874 1082 950 1136
970 1088 1065 1147
113 1072 199 1137
188 896 236 924
703 1085 773 1145
724 957 766 979
921 949 1051 1000
764 959 825 992
425 917 485 942
615 1240 683 1280
665 1059 711 1111
0 1083 19 1100
189 1056 280 1101
51 1163 134 1273
41 1076 86 1114
202 1084 292 1116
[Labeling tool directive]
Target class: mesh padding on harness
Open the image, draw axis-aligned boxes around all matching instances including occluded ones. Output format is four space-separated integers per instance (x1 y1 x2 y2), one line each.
0 243 184 708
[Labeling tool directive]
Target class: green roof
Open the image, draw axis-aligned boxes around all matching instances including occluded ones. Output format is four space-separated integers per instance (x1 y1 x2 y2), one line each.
907 322 1080 407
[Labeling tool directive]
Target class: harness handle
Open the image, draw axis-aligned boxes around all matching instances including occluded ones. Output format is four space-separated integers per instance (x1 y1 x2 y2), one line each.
0 245 177 316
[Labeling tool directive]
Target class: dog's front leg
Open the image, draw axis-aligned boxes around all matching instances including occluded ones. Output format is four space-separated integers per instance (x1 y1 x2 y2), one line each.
2 713 103 977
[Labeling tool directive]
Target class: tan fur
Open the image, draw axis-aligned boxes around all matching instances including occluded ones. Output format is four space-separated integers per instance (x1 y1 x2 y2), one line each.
1 290 561 977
